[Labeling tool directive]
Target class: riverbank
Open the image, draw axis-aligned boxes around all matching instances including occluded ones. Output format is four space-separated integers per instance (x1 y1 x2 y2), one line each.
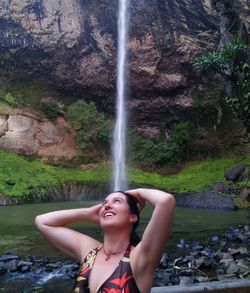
0 225 249 292
0 149 249 209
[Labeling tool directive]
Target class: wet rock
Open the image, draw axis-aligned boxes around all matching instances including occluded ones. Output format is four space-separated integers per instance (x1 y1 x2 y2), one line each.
6 259 18 272
175 191 236 210
17 260 33 273
195 256 212 268
224 164 246 182
45 261 61 271
236 259 249 273
219 259 239 274
221 252 234 260
211 235 220 242
212 182 225 193
194 276 209 283
177 239 189 249
0 253 19 262
179 276 194 285
228 247 248 256
191 242 203 250
155 270 172 286
217 273 237 281
240 188 250 202
159 253 169 269
0 262 7 276
178 268 193 276
241 271 250 278
201 247 213 257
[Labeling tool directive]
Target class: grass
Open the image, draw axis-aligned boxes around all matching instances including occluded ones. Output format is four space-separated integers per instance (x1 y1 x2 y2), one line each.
0 150 111 199
0 149 249 202
129 156 250 193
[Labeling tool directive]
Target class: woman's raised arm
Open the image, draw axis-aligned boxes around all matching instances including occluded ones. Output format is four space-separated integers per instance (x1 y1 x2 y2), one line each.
35 204 102 262
128 188 175 272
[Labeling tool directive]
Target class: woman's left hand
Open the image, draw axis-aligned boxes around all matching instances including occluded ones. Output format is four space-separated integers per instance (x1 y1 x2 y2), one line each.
126 189 146 212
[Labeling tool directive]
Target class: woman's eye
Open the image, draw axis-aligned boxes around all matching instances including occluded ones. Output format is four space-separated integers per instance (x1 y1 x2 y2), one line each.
114 199 121 203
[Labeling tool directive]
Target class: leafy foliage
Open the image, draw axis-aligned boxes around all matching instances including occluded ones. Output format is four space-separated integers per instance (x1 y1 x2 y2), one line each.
0 149 249 202
193 37 248 71
129 155 250 193
129 122 190 167
0 150 110 199
67 100 110 151
41 102 61 120
2 92 17 106
193 37 250 136
225 63 250 132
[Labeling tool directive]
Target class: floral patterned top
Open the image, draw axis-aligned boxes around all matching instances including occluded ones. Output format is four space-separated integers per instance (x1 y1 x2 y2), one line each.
72 245 141 293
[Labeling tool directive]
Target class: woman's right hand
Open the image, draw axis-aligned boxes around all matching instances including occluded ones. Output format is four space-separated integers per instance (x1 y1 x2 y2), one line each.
88 203 102 225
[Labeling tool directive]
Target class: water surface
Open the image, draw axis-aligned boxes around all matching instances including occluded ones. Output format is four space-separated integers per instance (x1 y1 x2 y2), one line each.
0 201 249 257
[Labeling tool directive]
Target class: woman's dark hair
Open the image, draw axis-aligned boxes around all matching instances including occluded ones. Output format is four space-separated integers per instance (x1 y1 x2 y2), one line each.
116 191 141 246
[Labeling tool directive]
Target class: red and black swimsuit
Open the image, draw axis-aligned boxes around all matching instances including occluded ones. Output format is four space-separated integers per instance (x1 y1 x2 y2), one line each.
72 245 141 293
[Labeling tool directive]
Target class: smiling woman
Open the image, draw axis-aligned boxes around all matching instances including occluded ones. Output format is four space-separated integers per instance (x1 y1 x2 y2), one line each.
35 188 175 293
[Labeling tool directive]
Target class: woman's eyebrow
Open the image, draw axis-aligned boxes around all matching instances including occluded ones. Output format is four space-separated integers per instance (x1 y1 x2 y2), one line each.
113 196 124 201
102 199 108 205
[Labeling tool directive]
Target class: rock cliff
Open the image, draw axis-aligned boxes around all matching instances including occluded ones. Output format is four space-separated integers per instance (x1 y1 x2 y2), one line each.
0 113 80 161
0 0 249 158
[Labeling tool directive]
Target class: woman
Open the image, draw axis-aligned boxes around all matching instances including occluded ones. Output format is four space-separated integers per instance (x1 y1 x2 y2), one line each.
35 188 175 293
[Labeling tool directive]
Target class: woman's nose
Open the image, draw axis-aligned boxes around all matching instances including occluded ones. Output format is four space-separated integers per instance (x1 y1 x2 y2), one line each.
104 201 112 209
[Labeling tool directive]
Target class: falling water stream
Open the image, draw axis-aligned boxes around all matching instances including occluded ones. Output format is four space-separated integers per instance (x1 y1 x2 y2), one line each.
112 0 129 191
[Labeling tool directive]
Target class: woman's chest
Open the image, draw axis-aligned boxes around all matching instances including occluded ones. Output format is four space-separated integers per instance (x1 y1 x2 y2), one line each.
88 256 121 293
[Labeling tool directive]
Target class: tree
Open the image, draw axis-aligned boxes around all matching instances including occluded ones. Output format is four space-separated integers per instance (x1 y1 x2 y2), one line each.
194 37 250 137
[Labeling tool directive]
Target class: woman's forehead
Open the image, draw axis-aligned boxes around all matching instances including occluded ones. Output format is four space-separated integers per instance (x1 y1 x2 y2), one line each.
105 192 126 200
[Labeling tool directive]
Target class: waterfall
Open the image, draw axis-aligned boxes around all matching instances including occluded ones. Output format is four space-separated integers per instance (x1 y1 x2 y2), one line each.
112 0 129 191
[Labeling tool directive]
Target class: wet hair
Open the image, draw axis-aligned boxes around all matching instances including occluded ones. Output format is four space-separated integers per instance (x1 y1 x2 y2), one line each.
116 191 141 246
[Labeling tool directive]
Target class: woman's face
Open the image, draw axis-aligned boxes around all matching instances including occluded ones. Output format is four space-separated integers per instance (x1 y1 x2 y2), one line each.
99 192 137 229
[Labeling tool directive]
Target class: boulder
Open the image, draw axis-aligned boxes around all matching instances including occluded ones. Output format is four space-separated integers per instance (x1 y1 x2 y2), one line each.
0 262 7 276
224 164 246 182
240 188 250 202
17 260 33 273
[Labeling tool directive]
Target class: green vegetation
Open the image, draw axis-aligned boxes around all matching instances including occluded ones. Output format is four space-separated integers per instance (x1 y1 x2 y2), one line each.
194 37 248 70
0 76 75 110
130 156 250 193
2 92 17 106
41 103 60 120
193 37 250 136
0 100 12 114
0 149 249 203
67 100 111 152
0 149 111 199
129 122 190 167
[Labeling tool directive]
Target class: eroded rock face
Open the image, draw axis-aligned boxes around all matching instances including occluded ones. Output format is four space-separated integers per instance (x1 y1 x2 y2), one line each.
0 0 226 94
0 0 249 147
0 114 80 161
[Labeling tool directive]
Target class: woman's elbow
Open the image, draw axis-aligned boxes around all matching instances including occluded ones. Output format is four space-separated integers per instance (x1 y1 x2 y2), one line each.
162 193 176 209
35 215 45 230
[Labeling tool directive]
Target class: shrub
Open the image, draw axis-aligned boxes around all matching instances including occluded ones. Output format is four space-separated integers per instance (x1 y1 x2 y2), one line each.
41 103 60 120
193 37 250 136
3 92 17 106
40 97 63 120
67 100 110 151
129 122 190 167
193 37 248 71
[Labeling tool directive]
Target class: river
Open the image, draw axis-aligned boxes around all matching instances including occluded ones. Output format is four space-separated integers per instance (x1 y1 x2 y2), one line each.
0 201 249 257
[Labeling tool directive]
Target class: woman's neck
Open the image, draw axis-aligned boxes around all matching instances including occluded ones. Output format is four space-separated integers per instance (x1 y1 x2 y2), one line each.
103 230 130 253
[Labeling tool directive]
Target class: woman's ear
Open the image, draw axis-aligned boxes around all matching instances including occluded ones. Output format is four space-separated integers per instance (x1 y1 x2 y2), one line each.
130 214 138 223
